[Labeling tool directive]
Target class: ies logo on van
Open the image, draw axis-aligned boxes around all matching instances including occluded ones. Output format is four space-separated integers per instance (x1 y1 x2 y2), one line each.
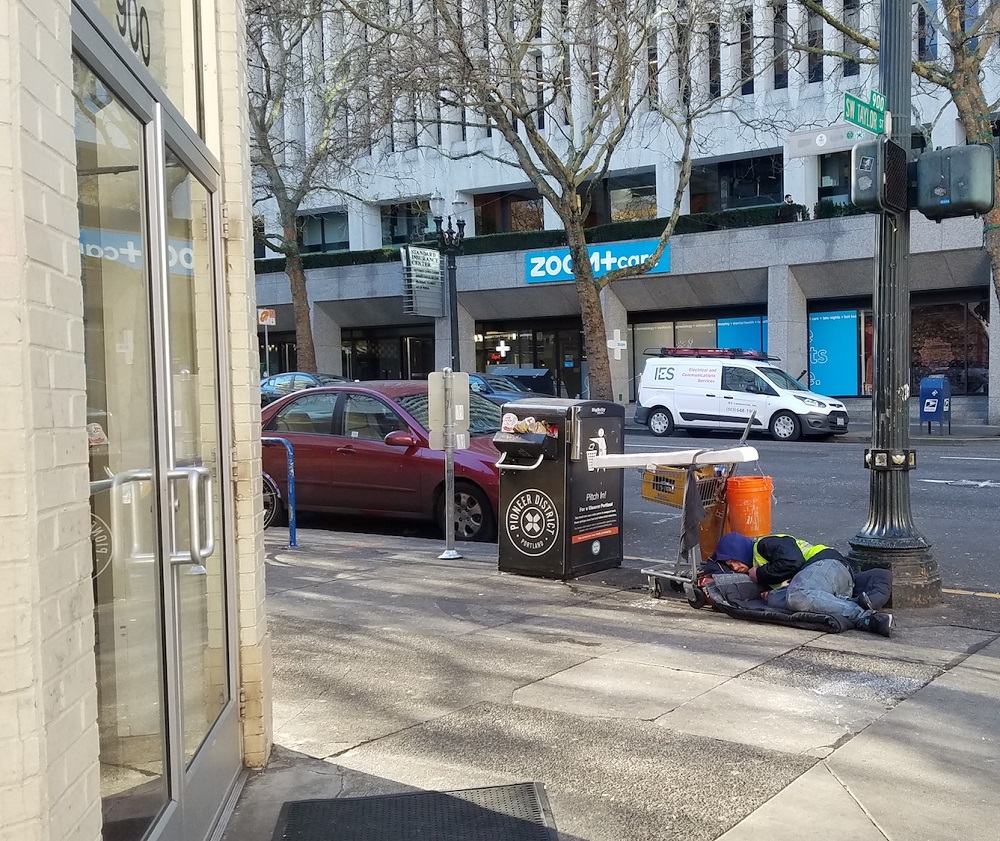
653 366 676 381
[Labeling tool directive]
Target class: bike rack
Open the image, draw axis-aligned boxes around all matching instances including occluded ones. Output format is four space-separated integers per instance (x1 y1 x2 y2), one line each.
262 437 297 548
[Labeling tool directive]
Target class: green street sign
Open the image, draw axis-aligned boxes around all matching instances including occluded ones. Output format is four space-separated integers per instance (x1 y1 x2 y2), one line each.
869 90 886 112
844 92 885 134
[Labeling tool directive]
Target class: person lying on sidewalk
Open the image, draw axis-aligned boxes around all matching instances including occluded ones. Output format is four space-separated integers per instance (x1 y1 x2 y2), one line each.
711 532 894 637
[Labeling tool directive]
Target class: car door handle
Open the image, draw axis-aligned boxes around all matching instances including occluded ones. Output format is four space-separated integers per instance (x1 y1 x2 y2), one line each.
723 395 734 400
705 393 717 397
336 445 357 454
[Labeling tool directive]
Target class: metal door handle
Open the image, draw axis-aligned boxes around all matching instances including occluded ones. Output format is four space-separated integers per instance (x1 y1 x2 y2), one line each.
169 465 214 568
336 446 356 454
495 451 544 471
705 393 717 397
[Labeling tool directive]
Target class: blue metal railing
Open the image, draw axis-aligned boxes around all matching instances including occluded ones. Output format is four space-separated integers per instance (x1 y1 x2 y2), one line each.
261 437 297 548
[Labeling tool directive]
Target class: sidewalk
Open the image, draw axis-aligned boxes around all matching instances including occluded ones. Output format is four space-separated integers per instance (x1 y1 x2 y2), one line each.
222 530 1000 841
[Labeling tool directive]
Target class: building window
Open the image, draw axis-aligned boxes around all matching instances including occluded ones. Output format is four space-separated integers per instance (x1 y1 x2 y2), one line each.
380 202 429 245
253 215 267 259
608 172 657 222
918 1 938 60
474 191 544 234
299 210 350 253
647 9 659 103
773 0 788 89
807 5 823 83
708 21 721 98
689 154 783 213
740 8 754 95
844 0 860 75
535 53 545 129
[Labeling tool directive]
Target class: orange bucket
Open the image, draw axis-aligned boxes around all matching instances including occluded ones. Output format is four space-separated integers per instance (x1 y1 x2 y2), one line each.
724 476 773 537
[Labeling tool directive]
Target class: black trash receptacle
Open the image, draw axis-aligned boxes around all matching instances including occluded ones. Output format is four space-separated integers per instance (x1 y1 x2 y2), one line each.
493 398 624 579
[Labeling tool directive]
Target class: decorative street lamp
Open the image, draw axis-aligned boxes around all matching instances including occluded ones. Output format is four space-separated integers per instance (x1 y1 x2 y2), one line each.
430 191 467 371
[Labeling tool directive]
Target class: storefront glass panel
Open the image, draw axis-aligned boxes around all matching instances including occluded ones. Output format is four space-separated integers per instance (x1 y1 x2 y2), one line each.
675 319 716 348
163 146 229 764
912 300 990 395
93 0 202 128
807 311 859 395
76 54 169 839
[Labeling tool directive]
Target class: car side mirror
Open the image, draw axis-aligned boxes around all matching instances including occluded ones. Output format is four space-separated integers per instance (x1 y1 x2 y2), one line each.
384 430 418 447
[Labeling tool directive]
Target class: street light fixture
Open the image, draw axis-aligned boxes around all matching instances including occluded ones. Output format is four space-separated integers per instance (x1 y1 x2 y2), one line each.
430 190 467 371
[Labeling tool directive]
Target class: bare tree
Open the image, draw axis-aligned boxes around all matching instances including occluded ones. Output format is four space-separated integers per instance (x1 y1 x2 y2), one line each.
248 0 395 371
794 0 1000 307
342 0 786 399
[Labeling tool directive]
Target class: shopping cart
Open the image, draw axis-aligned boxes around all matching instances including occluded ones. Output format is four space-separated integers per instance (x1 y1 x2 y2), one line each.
641 413 757 608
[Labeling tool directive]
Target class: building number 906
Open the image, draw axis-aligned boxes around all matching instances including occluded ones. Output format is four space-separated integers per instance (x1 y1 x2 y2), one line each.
115 0 151 67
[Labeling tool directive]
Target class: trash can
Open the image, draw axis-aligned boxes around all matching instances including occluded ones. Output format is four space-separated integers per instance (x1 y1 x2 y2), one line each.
919 376 951 434
493 398 624 579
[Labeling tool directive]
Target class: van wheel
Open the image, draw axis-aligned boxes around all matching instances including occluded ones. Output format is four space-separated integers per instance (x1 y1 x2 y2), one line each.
648 408 675 437
770 411 801 441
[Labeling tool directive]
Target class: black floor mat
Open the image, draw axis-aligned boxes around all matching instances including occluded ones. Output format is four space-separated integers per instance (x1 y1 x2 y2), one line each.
272 782 557 841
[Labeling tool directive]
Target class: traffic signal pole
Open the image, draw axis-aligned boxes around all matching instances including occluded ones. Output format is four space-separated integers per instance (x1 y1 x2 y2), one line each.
847 0 941 606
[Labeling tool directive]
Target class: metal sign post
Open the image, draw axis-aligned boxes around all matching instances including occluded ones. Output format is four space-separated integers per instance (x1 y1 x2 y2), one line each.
258 308 276 377
428 369 470 559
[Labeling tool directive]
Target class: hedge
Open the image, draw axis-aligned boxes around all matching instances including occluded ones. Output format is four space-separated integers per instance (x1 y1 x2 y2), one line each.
255 203 812 273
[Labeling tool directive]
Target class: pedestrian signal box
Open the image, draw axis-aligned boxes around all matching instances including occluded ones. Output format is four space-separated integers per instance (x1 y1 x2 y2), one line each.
851 138 908 214
916 144 996 221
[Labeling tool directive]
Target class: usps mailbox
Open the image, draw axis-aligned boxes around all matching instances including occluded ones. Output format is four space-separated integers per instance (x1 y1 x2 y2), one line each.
919 376 951 434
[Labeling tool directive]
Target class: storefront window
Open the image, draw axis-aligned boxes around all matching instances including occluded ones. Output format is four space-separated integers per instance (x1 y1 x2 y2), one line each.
93 0 203 127
689 154 783 213
912 300 989 395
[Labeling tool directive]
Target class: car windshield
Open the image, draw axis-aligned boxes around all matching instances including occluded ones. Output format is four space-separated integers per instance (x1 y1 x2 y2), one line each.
487 375 531 392
759 367 808 391
397 391 503 436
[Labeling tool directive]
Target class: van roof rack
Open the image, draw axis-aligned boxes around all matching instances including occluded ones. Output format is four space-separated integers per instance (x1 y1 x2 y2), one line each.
642 347 780 361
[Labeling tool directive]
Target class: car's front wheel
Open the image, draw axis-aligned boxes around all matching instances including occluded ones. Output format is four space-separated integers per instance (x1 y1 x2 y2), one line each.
769 411 802 442
438 482 496 542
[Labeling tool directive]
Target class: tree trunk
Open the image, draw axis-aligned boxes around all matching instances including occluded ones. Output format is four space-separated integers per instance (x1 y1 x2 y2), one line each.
283 223 317 372
577 278 612 400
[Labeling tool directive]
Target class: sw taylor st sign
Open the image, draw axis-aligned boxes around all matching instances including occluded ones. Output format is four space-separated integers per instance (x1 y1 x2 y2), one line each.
525 239 670 283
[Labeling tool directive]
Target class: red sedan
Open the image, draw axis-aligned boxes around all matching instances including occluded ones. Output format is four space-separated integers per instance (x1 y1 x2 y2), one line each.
261 380 502 541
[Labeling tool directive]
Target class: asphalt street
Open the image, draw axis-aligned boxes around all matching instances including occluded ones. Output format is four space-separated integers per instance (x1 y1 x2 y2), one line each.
623 430 1000 593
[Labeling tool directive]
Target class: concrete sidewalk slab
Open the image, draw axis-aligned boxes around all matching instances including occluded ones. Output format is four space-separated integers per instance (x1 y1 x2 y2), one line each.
824 638 1000 839
657 678 887 757
333 701 815 841
511 657 727 719
716 763 887 840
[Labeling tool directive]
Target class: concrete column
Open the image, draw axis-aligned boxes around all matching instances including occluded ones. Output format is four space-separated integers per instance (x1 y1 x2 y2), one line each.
656 161 684 217
780 154 812 212
990 284 1000 424
435 299 476 372
311 301 343 374
543 197 562 231
355 201 384 249
600 284 630 404
767 264 808 381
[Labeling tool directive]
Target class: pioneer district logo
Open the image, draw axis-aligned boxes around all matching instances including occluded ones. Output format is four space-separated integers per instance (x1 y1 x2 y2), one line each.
505 489 559 556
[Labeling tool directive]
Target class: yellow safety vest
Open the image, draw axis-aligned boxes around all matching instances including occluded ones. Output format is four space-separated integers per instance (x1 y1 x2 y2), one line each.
751 535 830 570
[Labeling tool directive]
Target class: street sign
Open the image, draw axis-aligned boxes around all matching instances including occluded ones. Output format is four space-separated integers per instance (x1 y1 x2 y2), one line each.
844 92 885 134
427 370 470 451
258 308 276 326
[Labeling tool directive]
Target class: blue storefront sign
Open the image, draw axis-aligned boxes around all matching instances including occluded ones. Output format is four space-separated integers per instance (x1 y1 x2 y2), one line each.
808 311 859 395
525 239 670 283
717 316 766 353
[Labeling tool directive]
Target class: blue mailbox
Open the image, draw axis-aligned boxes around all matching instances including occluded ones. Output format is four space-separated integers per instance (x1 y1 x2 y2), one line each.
919 376 951 434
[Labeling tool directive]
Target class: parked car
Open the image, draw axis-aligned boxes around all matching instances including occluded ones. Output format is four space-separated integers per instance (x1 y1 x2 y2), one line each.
260 371 350 406
468 372 551 406
261 381 502 541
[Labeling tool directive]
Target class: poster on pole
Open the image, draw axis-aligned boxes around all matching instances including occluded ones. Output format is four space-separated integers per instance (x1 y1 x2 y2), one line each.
402 246 444 317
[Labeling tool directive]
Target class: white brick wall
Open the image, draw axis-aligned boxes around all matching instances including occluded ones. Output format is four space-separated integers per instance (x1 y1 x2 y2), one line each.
0 4 102 841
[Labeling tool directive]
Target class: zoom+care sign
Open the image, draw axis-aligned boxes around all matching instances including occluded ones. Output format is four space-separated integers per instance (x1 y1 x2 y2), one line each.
525 239 670 283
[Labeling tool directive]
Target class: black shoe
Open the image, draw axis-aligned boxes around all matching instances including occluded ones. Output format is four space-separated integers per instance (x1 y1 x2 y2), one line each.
856 591 874 612
866 612 893 638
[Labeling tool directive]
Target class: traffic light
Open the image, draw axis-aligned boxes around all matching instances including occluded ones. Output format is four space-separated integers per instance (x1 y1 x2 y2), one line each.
916 144 995 221
851 138 908 214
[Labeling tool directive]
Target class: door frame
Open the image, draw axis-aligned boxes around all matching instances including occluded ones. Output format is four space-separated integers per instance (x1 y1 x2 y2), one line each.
72 2 242 839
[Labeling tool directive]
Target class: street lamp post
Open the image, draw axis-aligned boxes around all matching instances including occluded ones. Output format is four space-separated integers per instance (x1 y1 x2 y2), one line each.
430 191 467 372
846 0 940 606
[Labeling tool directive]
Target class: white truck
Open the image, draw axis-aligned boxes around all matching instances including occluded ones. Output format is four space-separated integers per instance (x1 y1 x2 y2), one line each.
634 348 850 441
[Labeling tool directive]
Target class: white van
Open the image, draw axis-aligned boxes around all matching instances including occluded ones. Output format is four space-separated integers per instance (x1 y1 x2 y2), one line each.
634 348 850 441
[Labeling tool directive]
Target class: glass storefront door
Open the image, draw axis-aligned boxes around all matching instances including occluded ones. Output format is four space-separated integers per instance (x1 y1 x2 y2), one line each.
74 6 240 836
